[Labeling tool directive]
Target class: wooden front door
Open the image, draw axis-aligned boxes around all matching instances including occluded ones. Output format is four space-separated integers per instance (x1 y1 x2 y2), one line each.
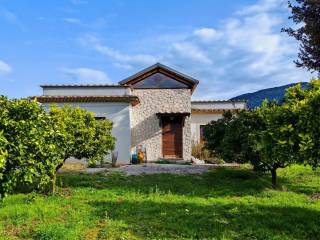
162 116 183 158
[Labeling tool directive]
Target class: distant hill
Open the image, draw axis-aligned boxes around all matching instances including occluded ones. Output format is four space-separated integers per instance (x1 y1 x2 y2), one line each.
230 82 309 109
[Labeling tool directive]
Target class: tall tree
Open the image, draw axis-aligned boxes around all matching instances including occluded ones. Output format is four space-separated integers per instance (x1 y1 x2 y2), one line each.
285 79 320 169
282 0 320 73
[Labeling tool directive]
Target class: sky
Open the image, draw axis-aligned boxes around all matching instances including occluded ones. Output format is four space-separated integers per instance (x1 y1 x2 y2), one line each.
0 0 314 99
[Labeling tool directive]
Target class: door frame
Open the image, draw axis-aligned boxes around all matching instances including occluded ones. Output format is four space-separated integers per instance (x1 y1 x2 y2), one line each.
161 116 183 159
156 112 190 159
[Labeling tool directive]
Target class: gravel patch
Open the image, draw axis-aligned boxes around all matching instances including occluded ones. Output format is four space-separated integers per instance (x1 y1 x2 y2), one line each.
106 163 239 175
59 163 239 175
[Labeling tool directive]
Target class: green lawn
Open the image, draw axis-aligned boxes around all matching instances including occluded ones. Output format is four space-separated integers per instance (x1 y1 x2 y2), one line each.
0 165 320 240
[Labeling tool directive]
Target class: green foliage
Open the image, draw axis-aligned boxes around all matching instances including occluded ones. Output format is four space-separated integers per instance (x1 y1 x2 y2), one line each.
283 0 320 73
285 79 320 168
222 110 263 165
203 111 232 156
0 165 319 239
49 104 115 168
204 110 261 165
204 79 320 187
0 131 8 188
0 97 62 198
250 101 300 187
0 98 115 198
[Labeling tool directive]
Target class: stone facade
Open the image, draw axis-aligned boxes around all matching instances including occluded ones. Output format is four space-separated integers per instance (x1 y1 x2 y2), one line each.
131 89 192 161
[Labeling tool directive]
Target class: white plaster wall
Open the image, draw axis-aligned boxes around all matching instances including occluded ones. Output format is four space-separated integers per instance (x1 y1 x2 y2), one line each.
42 86 131 96
190 113 223 144
42 102 131 164
131 89 191 161
190 101 247 144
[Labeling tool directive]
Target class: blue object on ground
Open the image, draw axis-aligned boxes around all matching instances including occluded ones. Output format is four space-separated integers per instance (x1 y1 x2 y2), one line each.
131 154 138 164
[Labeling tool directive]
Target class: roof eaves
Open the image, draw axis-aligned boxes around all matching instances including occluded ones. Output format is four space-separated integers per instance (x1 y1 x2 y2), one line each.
40 84 126 88
191 99 248 103
118 63 159 85
118 63 199 86
191 108 243 114
31 95 139 106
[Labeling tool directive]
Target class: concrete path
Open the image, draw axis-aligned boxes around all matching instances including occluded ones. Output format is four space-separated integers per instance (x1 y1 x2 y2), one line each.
106 163 239 175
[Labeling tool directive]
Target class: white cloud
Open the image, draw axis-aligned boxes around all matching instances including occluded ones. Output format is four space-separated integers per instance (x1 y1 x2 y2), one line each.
0 60 12 75
62 67 110 83
193 28 221 42
79 0 312 99
79 34 159 68
170 42 212 64
236 0 285 15
63 18 81 24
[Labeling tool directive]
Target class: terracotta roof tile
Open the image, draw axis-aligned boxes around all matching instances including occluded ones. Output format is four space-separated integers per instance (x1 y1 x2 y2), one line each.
31 95 139 106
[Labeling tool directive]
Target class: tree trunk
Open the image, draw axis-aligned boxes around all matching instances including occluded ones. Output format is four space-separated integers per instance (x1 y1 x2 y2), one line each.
50 161 65 194
50 173 57 194
271 168 277 189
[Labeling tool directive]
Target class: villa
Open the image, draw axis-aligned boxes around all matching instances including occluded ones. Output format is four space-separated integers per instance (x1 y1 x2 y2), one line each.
35 63 247 164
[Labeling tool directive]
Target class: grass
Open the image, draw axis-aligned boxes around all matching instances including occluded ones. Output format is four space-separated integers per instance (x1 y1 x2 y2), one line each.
155 159 192 165
0 165 320 239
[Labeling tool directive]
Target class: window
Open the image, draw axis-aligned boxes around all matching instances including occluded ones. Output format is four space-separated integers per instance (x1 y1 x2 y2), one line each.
200 125 206 143
132 73 189 89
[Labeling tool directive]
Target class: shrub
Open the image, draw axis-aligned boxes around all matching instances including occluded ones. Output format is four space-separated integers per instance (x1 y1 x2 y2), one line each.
191 142 203 159
0 98 115 198
0 97 62 198
191 142 224 164
204 110 262 165
48 104 115 192
192 142 209 159
49 105 115 168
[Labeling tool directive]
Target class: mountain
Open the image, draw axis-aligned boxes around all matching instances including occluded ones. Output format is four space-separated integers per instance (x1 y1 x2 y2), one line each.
230 82 309 109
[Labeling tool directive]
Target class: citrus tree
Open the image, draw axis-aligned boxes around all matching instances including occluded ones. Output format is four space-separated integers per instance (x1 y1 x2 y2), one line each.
0 98 115 198
204 110 262 165
204 102 299 188
285 79 320 169
204 80 320 188
250 101 299 188
48 105 115 192
0 131 8 195
204 111 232 157
49 104 115 168
0 97 62 198
250 80 320 187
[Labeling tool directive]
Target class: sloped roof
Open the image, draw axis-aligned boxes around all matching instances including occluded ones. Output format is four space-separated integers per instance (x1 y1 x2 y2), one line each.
118 63 199 93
